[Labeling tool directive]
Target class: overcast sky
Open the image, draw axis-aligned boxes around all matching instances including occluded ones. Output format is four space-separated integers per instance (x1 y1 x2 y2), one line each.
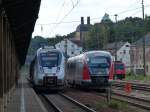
32 0 150 38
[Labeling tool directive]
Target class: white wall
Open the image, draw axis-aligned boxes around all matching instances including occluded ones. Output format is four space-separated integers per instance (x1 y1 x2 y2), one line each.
117 42 131 71
55 39 82 57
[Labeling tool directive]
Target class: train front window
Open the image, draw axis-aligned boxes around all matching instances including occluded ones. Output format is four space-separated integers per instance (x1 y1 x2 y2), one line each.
88 57 110 67
115 64 124 70
87 55 110 75
40 52 60 68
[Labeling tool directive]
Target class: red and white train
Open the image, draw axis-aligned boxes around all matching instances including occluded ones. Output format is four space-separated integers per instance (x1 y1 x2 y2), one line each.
66 51 114 89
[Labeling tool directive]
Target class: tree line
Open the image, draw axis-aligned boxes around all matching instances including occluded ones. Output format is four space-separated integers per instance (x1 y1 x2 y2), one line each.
28 16 150 55
85 16 150 50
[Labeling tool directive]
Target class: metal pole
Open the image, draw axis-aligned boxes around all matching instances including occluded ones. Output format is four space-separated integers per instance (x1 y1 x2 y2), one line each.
64 38 67 76
106 85 112 104
80 29 83 51
114 14 118 61
65 38 67 58
142 0 146 76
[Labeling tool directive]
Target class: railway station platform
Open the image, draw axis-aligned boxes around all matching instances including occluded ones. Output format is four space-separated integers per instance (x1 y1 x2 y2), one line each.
5 74 47 112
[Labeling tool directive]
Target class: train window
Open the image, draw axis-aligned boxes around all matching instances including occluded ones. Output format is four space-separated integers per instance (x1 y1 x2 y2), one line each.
115 64 124 70
40 52 60 68
90 58 107 64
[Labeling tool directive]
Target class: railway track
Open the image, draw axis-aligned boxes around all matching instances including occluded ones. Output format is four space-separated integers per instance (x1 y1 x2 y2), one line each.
112 80 150 92
41 93 96 112
111 90 150 110
107 80 150 110
94 89 150 111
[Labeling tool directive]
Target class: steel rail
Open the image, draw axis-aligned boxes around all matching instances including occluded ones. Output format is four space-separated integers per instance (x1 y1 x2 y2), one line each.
112 93 150 110
59 93 97 112
42 93 96 112
42 94 63 112
95 91 150 110
112 81 150 92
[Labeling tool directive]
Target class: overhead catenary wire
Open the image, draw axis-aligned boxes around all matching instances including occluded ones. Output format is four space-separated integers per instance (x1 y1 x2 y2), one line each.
36 4 150 26
131 9 142 16
49 0 81 36
55 0 66 23
36 2 150 37
53 1 81 27
49 0 66 35
110 4 150 16
70 0 74 7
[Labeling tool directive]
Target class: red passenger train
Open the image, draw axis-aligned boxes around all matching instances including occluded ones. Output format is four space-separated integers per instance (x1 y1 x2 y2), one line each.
113 61 126 80
66 51 114 89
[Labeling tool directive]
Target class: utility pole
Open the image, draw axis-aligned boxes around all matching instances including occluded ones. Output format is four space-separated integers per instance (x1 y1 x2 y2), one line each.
64 38 67 76
114 14 118 61
142 0 146 76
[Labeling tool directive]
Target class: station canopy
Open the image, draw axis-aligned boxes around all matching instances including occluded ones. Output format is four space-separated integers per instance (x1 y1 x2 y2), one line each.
1 0 41 65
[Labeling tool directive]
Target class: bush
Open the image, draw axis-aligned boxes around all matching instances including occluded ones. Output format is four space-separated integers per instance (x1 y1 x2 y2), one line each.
109 102 119 109
126 71 133 76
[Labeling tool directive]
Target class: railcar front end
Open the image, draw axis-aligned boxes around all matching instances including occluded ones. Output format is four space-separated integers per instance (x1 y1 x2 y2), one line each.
30 48 65 90
81 52 113 88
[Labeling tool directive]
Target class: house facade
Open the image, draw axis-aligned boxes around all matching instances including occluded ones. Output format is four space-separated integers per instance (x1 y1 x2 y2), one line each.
55 39 82 57
104 42 131 71
130 33 150 75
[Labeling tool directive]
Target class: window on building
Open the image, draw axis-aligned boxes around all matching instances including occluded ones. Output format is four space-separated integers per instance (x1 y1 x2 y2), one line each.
126 45 129 47
120 58 122 62
123 50 126 54
71 51 74 54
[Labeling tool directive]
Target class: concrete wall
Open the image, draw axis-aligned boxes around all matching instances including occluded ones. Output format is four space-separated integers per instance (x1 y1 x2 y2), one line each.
0 9 20 112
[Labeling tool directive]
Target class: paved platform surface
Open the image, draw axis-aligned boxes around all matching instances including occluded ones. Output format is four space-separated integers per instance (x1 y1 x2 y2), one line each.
5 74 48 112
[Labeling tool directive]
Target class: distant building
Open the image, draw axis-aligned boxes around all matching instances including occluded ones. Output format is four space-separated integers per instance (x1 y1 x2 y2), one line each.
101 13 112 23
130 33 150 75
73 17 92 50
104 42 131 71
55 39 82 57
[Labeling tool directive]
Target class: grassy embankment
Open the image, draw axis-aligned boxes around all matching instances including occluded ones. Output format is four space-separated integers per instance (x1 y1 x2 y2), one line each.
125 72 150 81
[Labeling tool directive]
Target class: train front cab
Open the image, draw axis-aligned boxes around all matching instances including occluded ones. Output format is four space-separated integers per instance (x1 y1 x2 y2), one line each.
81 54 113 89
32 49 65 90
113 61 126 80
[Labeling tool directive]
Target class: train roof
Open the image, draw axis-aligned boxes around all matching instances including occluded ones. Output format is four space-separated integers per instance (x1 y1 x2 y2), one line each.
68 50 112 61
36 48 63 55
84 50 111 56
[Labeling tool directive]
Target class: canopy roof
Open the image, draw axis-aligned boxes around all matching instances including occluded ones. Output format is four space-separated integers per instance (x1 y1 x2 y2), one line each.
1 0 41 65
